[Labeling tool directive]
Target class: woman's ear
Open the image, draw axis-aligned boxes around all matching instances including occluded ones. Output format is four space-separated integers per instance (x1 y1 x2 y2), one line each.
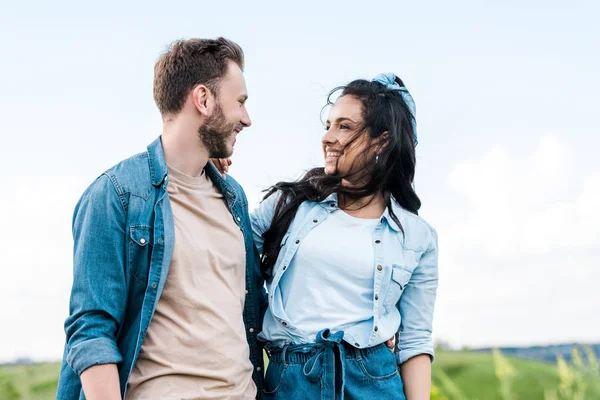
378 131 390 153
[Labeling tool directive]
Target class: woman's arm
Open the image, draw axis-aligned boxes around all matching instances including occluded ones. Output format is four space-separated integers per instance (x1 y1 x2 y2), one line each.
249 191 281 254
396 228 439 399
400 354 431 400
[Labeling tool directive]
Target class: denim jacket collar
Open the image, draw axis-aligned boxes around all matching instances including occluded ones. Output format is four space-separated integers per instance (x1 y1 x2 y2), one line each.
147 137 169 187
147 136 239 207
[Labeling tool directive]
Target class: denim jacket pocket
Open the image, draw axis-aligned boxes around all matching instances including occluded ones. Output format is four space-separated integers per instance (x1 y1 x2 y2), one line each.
384 265 413 308
128 225 152 283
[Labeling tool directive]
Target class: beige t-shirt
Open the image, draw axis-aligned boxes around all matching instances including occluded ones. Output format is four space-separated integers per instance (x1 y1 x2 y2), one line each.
126 165 256 400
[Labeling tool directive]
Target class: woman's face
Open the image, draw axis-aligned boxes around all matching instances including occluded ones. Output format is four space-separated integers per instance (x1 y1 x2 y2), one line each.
322 95 372 178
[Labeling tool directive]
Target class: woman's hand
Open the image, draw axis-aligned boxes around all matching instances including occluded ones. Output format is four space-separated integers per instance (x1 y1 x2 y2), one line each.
210 158 232 178
386 336 395 351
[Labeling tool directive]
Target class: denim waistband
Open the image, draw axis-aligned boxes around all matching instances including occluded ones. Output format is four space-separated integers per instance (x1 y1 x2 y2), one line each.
265 329 391 400
267 340 389 365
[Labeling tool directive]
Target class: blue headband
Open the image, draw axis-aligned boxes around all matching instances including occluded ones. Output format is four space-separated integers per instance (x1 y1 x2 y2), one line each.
371 73 418 146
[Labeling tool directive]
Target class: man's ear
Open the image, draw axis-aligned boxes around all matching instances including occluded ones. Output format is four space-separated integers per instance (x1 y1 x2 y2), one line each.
192 84 212 117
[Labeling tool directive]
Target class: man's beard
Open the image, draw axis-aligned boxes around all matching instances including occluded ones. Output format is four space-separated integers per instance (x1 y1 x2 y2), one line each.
198 102 236 159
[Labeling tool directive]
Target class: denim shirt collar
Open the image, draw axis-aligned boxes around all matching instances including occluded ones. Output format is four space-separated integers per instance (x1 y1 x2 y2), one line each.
319 192 403 233
147 136 238 206
381 200 403 233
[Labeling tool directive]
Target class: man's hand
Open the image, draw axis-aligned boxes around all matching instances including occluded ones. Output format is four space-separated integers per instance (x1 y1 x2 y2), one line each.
210 158 232 178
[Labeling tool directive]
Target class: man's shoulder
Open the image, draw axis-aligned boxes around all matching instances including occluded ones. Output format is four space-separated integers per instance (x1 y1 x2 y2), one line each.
101 150 154 198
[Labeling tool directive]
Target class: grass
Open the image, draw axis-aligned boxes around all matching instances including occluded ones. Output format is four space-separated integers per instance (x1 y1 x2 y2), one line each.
432 351 600 400
1 351 599 399
0 363 59 400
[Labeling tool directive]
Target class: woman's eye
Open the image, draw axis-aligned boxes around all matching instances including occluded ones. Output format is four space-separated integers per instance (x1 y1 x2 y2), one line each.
340 124 350 130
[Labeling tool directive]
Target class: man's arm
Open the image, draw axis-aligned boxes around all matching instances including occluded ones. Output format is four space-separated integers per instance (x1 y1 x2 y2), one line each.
64 174 128 399
80 364 121 400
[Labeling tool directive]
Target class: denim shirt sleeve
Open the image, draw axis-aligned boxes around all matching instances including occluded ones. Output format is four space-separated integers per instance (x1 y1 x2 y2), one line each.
396 228 439 365
250 191 281 255
64 174 127 375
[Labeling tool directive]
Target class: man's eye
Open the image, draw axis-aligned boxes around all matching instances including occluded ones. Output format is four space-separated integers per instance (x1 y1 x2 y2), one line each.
340 124 350 130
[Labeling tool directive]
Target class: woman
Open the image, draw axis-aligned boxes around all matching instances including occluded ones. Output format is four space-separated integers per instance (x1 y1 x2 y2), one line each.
220 73 438 399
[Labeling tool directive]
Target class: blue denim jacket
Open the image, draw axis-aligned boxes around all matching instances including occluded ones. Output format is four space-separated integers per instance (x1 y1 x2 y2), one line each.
251 192 438 365
56 137 266 399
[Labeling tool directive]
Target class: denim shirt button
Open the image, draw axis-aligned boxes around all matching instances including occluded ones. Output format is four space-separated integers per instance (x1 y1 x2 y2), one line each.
140 238 146 244
237 216 241 222
151 282 158 289
157 238 164 245
249 328 255 333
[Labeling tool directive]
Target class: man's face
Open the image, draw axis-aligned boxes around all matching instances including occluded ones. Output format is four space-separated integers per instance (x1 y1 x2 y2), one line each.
198 61 251 159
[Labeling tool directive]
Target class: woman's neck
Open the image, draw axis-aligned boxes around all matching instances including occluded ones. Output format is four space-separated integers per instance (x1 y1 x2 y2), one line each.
338 192 386 219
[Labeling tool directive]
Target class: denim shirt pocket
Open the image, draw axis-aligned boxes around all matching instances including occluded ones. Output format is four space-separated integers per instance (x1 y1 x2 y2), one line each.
384 265 413 308
128 225 152 284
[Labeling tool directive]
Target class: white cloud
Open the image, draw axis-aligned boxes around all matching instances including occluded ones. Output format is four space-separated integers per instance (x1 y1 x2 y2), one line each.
432 136 600 348
0 176 87 362
445 136 600 258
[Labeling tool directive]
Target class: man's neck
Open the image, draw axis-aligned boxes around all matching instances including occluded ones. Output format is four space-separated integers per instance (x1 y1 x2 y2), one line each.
161 117 208 178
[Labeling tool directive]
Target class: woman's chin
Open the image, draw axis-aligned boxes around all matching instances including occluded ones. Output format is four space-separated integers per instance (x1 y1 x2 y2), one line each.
324 166 336 175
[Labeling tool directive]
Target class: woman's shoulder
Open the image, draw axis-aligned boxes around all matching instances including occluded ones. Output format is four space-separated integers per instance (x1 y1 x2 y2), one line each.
392 201 437 252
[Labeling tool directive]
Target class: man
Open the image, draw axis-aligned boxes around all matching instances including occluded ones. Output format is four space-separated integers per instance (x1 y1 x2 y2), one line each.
56 37 266 400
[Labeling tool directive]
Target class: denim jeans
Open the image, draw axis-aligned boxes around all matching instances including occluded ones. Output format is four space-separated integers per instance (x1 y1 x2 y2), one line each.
263 329 405 400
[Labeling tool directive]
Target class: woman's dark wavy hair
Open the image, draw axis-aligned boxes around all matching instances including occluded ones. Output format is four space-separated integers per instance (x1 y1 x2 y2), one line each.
259 75 421 279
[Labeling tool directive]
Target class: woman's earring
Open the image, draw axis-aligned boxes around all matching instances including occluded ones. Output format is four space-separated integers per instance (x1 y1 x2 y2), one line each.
376 154 379 164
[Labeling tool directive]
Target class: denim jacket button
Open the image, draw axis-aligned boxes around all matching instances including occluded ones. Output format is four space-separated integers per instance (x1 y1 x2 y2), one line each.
237 217 241 222
249 328 255 333
140 238 146 244
151 282 158 289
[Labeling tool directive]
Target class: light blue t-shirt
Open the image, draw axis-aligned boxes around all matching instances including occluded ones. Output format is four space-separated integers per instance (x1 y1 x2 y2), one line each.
277 209 380 340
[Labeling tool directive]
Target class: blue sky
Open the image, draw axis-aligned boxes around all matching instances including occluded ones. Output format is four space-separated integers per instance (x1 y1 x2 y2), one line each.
0 0 598 362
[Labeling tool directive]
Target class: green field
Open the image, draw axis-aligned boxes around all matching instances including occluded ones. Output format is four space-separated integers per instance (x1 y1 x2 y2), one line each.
432 351 600 399
1 351 599 399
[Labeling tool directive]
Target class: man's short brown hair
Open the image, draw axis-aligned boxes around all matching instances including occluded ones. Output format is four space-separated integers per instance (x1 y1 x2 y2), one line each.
153 37 244 116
